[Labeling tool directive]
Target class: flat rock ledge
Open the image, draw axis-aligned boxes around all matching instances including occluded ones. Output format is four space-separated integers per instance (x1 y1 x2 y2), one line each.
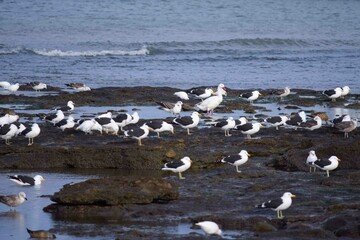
49 176 179 206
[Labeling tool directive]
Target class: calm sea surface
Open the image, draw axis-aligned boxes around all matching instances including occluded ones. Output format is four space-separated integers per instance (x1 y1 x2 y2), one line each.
1 0 360 92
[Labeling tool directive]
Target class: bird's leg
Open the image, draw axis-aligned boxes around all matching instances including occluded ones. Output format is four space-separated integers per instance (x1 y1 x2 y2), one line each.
138 139 142 146
236 166 241 173
326 170 330 177
309 167 312 173
187 129 191 135
313 167 316 172
178 172 185 179
6 139 11 145
28 138 33 146
277 211 280 219
157 132 160 138
279 211 284 219
247 134 251 139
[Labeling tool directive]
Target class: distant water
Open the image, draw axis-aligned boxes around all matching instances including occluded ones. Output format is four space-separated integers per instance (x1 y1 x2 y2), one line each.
1 0 360 92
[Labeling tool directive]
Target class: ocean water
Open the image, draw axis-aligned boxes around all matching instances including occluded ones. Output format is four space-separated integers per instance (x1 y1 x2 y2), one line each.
1 0 360 93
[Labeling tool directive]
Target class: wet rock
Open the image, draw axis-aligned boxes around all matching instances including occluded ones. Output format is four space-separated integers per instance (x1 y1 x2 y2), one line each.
50 177 179 205
322 215 360 238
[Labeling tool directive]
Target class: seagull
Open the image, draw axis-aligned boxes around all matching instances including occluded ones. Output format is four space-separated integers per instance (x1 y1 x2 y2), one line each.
173 111 201 135
94 117 119 135
21 123 41 146
8 175 45 186
162 156 192 179
323 87 342 101
127 112 140 125
76 119 103 134
331 114 351 126
124 124 150 146
212 117 236 136
0 113 19 126
234 117 248 127
2 82 20 92
235 122 263 139
146 120 174 137
53 101 75 112
264 116 288 130
195 221 222 236
27 228 56 239
340 86 350 98
174 91 189 100
55 116 75 131
255 192 296 219
0 192 27 210
273 87 291 100
299 116 322 131
44 110 64 125
113 113 132 130
156 101 183 116
0 124 18 145
334 118 357 138
26 82 47 91
65 83 91 91
220 150 250 173
240 90 261 104
188 87 214 101
313 156 341 177
285 111 307 129
195 83 226 115
305 150 318 173
13 122 26 136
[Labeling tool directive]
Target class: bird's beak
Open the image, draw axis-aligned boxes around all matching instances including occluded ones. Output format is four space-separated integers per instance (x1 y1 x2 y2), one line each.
337 158 341 161
171 130 175 134
198 113 202 117
247 153 251 157
259 93 262 96
291 194 296 198
25 197 28 201
190 159 193 163
260 124 265 128
42 178 46 181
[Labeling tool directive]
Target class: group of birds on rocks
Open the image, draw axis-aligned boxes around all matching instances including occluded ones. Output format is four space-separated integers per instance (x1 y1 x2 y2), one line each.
0 81 91 92
0 82 358 237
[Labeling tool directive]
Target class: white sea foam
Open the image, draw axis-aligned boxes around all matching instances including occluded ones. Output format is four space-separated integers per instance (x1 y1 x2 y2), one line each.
33 46 149 57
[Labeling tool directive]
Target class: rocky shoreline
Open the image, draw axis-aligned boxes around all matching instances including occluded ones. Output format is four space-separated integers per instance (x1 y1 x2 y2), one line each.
1 86 359 239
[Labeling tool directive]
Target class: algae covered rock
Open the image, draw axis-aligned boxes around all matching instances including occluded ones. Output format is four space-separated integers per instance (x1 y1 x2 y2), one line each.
51 176 179 206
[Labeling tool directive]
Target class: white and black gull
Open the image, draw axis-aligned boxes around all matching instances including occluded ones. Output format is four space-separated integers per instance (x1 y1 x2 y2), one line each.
173 111 201 135
305 150 318 173
256 192 296 219
313 156 341 177
323 87 342 101
162 156 192 179
9 175 45 186
21 123 41 146
124 123 150 146
211 117 236 136
220 150 250 173
146 120 174 137
195 83 226 115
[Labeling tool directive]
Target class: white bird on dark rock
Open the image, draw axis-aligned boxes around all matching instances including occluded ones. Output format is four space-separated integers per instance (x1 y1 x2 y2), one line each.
196 83 226 115
313 156 340 177
220 150 250 173
195 221 222 236
9 175 45 186
187 87 214 101
162 156 192 179
55 116 75 131
264 116 288 130
0 113 19 126
146 120 174 137
53 101 75 112
0 124 18 145
323 87 342 101
124 123 150 146
285 111 307 129
341 86 350 98
235 122 263 139
113 113 132 130
173 111 201 135
174 91 189 100
27 82 47 91
0 192 27 210
2 82 20 92
240 90 261 104
305 150 318 173
273 87 291 100
212 117 235 136
76 119 103 134
256 192 296 219
45 110 64 125
21 123 41 146
300 116 322 131
95 117 119 135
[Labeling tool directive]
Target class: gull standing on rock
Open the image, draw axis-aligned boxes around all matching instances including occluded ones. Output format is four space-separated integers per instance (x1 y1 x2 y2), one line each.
55 116 76 131
162 156 192 179
0 192 27 210
76 119 103 134
53 100 75 112
174 91 189 100
220 150 250 173
235 122 263 139
27 82 47 91
124 123 150 146
340 86 350 98
256 192 296 219
313 156 341 177
44 110 64 125
240 90 261 104
300 116 322 131
0 124 18 145
146 120 174 137
264 116 288 130
305 150 318 173
334 118 357 138
21 123 41 146
187 87 214 101
322 87 342 101
173 111 201 135
273 87 291 100
195 83 226 115
65 83 91 91
211 117 236 136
